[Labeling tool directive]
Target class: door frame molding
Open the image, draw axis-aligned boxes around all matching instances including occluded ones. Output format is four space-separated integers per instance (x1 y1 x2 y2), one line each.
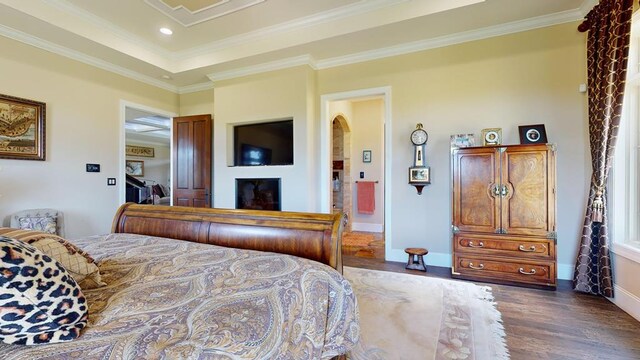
319 86 392 259
119 100 177 206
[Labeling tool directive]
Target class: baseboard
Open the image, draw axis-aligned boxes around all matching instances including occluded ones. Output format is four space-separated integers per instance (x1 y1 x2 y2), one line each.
351 223 383 232
611 284 640 322
557 263 573 281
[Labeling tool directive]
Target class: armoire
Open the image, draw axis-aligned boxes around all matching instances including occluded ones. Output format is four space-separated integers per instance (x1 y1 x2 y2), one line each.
451 144 557 289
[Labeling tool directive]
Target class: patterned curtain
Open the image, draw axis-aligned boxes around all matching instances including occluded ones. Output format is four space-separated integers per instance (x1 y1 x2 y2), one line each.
573 0 635 297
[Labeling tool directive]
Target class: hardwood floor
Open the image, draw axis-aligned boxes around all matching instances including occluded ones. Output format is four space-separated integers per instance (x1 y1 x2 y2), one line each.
341 231 385 259
344 256 640 360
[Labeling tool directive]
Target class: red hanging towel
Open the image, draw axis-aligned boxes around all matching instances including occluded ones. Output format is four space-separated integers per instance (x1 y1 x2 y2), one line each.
357 181 375 215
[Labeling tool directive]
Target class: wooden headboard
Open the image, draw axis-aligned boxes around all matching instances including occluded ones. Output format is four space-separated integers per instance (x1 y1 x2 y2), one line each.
111 203 346 273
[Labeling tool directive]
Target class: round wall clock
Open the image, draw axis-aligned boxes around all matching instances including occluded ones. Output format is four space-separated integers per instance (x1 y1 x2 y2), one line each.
411 124 428 145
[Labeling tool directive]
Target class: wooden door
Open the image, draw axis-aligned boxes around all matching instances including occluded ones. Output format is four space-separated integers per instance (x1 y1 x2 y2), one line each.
172 114 212 208
452 147 501 233
500 144 555 237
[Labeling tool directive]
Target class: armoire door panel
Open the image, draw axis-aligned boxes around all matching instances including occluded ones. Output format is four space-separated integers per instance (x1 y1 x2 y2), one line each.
452 148 500 233
501 147 553 236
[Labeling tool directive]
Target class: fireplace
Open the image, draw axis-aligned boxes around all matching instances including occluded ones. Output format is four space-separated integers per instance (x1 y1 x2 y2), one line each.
236 178 281 211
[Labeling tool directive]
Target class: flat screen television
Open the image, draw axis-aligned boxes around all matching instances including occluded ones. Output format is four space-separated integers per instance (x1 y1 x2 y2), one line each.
234 120 293 166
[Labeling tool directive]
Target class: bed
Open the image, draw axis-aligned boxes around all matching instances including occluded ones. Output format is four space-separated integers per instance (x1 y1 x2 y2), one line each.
0 204 359 359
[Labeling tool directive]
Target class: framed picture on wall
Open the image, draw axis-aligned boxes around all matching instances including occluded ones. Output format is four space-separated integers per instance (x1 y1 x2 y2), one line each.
126 160 144 177
0 93 46 161
363 150 372 163
126 145 155 157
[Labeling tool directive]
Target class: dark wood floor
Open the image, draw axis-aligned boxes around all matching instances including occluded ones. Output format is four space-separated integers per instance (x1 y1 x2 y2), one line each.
344 256 640 360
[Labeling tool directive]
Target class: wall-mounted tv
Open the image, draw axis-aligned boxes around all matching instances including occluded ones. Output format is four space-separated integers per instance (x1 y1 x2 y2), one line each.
234 119 293 166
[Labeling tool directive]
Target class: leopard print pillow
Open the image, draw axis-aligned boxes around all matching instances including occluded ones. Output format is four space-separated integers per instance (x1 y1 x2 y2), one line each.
0 236 88 345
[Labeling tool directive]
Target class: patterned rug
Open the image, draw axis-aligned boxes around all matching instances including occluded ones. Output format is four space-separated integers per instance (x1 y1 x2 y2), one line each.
344 267 509 360
342 232 377 247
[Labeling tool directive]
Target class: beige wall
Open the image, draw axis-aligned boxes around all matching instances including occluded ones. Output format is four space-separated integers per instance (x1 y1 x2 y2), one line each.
0 36 178 238
212 66 316 211
179 89 214 116
318 21 589 274
350 99 384 229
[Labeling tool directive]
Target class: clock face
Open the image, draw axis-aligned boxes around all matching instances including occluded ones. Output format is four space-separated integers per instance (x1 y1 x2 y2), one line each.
411 129 428 145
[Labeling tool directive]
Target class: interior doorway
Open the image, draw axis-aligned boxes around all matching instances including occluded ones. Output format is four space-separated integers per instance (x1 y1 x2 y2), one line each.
119 101 176 206
321 87 391 261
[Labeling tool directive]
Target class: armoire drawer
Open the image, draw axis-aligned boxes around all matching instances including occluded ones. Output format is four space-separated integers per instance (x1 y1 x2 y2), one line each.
454 233 555 259
453 254 556 286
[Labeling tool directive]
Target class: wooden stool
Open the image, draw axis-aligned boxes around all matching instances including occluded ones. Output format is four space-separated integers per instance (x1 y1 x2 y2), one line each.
405 247 428 271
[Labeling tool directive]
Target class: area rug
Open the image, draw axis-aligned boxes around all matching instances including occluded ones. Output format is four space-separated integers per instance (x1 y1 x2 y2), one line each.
344 267 509 360
342 232 376 247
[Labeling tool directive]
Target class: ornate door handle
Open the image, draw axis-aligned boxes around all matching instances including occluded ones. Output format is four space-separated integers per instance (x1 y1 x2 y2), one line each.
518 245 537 252
468 262 484 270
518 267 536 275
491 184 500 197
468 241 484 248
500 185 509 197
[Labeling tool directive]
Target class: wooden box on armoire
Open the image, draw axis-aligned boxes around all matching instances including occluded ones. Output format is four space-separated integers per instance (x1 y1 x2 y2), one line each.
451 144 557 289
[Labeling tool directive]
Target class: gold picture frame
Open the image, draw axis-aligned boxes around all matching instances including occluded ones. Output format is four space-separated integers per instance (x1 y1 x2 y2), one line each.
0 93 46 161
481 128 502 146
126 145 155 157
126 160 144 177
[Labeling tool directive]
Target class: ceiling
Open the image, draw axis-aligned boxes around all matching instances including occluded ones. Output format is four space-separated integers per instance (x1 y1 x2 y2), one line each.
0 0 594 93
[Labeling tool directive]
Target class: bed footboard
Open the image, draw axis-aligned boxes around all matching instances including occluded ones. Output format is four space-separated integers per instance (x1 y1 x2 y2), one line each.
111 203 346 273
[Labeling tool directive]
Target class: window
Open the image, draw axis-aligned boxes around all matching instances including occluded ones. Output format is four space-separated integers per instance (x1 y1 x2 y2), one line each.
612 12 640 252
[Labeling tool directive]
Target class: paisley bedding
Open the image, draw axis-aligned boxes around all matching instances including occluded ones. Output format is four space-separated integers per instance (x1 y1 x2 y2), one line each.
0 233 360 359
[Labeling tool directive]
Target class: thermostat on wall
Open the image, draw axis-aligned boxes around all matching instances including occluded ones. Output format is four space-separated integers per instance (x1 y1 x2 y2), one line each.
86 163 100 172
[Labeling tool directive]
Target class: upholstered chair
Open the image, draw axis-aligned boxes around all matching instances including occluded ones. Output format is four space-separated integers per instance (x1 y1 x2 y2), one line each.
9 208 65 237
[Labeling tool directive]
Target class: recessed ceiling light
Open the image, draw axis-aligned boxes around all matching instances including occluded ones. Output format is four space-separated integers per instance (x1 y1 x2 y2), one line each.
161 74 172 80
159 27 173 35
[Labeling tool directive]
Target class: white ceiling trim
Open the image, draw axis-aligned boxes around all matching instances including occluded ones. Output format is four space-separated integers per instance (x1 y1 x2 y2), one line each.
201 8 585 84
316 8 584 69
0 23 179 93
178 82 215 94
144 0 266 27
175 0 411 59
206 55 317 83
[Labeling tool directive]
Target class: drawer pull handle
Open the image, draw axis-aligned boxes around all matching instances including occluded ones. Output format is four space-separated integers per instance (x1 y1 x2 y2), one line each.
468 241 484 248
518 267 537 275
518 245 537 252
469 262 484 270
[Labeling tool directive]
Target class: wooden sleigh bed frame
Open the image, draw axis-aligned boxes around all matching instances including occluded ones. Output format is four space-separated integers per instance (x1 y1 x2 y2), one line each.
112 203 347 273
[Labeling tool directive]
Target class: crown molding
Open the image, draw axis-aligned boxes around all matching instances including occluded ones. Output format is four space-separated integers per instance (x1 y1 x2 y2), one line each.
315 8 583 70
0 2 589 94
44 0 174 60
175 0 410 59
178 81 215 94
207 7 584 82
207 55 317 83
144 0 266 27
0 23 179 93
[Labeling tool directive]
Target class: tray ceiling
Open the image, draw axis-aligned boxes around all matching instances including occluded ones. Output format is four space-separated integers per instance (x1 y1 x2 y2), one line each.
0 0 592 92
